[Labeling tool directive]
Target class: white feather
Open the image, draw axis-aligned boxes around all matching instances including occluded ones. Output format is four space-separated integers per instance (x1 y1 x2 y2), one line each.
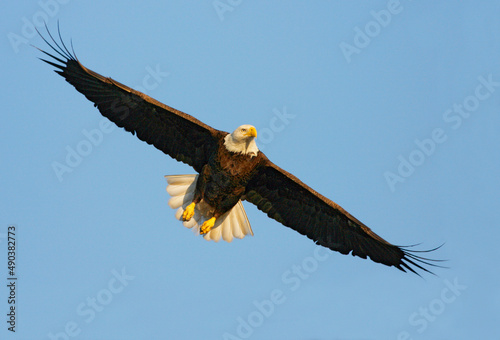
223 125 259 157
164 175 253 242
168 196 185 209
166 184 191 197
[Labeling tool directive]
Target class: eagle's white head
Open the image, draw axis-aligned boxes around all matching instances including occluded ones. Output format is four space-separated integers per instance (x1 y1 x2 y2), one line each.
224 125 259 157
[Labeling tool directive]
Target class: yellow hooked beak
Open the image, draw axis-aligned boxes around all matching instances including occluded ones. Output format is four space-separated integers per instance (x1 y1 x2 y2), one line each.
245 127 257 138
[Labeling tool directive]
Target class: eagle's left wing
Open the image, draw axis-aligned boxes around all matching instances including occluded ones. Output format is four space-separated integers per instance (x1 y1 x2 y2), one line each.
245 157 441 275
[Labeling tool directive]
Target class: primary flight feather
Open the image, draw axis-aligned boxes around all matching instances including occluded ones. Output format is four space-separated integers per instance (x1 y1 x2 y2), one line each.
36 27 441 275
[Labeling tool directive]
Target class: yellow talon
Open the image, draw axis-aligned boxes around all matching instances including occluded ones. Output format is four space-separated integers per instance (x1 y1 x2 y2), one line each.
200 217 216 234
182 202 196 221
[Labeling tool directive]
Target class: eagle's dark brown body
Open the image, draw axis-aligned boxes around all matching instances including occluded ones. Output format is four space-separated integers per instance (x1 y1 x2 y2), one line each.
193 134 265 219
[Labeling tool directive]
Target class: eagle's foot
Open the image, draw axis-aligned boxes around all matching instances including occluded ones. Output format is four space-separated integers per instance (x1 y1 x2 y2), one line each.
200 217 216 234
182 202 196 221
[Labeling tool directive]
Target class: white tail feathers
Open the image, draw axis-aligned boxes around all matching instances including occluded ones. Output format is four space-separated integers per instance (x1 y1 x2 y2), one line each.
164 175 253 242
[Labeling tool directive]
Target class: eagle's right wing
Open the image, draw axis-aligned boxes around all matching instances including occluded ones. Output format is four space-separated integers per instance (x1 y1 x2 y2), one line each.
37 26 222 173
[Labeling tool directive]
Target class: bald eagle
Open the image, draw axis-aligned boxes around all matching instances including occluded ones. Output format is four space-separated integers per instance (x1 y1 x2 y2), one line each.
36 27 441 275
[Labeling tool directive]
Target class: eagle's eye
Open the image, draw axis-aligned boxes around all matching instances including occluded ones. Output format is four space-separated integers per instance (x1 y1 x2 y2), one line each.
241 128 247 132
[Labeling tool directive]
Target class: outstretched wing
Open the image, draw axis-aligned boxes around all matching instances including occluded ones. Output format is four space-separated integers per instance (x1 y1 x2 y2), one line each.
36 26 221 173
245 157 441 275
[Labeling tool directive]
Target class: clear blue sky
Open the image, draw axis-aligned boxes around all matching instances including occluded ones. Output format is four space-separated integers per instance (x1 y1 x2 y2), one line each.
2 1 500 339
